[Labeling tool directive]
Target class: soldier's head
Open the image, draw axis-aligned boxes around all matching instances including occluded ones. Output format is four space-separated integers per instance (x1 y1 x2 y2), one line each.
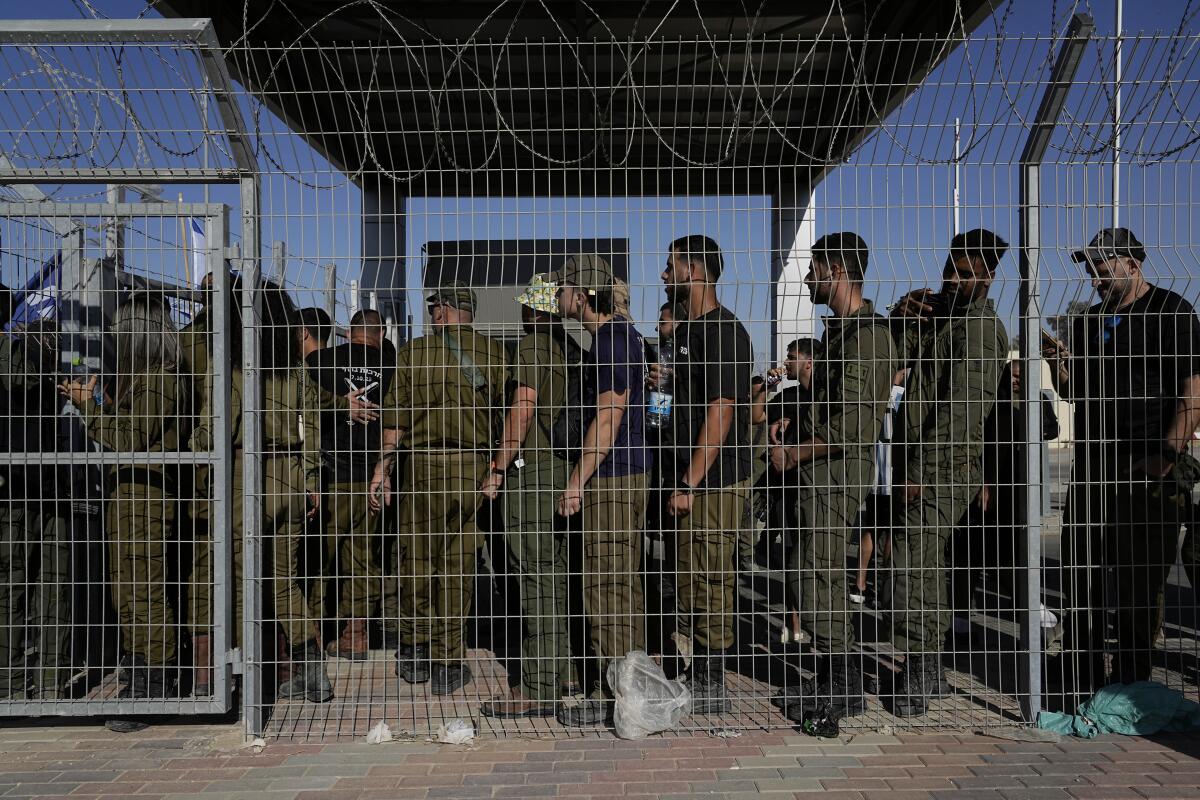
1072 227 1147 309
350 308 385 347
664 235 724 306
551 254 615 324
658 302 685 342
515 273 561 333
112 293 180 374
807 232 867 307
943 228 1008 310
426 280 476 328
785 337 820 385
297 307 332 356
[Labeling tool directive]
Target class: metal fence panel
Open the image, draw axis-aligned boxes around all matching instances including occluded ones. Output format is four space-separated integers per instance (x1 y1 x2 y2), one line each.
1 9 1198 740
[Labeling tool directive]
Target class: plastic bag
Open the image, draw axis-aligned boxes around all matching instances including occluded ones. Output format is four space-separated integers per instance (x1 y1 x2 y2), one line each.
436 719 475 744
607 650 691 739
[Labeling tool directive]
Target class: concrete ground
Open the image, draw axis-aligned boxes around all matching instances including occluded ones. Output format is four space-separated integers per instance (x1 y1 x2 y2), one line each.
1 719 1199 799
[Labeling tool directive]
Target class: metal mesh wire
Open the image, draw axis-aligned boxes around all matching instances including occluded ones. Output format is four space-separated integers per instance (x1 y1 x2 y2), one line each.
0 7 1198 740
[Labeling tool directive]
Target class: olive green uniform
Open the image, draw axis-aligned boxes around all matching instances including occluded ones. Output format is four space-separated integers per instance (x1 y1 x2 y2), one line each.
190 366 322 648
504 330 574 701
794 302 897 653
81 370 183 667
178 310 211 524
0 339 71 696
890 297 1007 654
382 324 509 663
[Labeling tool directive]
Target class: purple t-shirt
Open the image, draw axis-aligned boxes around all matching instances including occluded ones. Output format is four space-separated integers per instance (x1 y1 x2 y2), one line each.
586 316 648 478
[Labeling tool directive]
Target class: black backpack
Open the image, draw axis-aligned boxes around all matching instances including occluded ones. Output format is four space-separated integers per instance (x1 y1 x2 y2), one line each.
539 328 588 463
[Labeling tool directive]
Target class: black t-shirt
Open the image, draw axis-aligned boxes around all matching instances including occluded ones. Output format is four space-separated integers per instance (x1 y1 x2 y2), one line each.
669 305 753 489
1069 284 1200 460
306 341 397 484
766 384 812 445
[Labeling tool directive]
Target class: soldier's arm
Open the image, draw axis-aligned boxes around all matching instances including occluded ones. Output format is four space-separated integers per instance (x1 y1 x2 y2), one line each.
299 369 322 492
940 317 1007 461
680 398 736 488
494 384 537 472
82 373 173 452
787 327 891 468
189 369 214 453
569 388 628 491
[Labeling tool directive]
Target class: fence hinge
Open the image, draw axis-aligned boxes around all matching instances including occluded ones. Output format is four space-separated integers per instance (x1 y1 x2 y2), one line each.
227 646 244 674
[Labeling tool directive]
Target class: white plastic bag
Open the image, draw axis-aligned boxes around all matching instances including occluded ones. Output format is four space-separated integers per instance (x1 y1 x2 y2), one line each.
607 650 691 739
436 718 475 744
366 721 393 744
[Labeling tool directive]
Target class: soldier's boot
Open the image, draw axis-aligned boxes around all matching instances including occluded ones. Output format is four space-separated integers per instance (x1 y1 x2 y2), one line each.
326 619 369 661
557 694 613 727
929 659 953 697
431 662 473 696
118 657 177 700
276 632 294 683
689 650 730 715
396 642 431 684
277 640 333 703
785 655 866 724
192 634 212 697
889 654 931 718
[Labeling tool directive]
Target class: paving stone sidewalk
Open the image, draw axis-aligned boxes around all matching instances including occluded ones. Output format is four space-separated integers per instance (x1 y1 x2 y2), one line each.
1 720 1198 800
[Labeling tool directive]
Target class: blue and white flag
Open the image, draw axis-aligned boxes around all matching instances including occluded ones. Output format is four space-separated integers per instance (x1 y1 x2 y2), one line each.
6 252 62 331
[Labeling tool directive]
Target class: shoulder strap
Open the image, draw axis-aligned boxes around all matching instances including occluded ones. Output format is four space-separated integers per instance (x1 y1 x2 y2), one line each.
438 330 487 391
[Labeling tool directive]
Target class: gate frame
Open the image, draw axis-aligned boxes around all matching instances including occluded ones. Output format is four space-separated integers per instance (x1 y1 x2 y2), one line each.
0 17 260 723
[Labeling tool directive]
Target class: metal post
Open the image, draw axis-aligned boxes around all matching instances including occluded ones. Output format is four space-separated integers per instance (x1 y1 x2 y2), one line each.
1113 0 1123 227
104 184 126 263
349 279 360 319
210 219 234 712
1018 12 1094 724
270 240 286 286
239 176 263 738
953 117 962 234
323 263 337 344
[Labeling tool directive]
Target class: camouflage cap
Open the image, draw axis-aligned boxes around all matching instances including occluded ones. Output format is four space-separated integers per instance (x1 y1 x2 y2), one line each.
515 273 560 315
549 253 614 296
426 279 477 313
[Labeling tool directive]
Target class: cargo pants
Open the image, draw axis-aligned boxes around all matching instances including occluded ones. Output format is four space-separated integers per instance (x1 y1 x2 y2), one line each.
108 481 177 666
326 482 380 620
676 481 750 653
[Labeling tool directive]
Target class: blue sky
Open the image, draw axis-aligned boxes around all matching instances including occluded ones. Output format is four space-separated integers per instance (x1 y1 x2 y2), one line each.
2 1 1199 366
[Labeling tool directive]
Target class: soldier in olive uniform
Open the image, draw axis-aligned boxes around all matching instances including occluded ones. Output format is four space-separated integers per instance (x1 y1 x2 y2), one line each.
0 321 71 699
61 295 186 699
768 233 897 724
479 274 578 719
887 229 1009 717
189 280 332 702
370 281 509 696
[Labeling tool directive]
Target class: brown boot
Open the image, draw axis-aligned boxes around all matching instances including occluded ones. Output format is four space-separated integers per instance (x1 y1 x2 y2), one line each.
192 634 212 697
326 619 369 661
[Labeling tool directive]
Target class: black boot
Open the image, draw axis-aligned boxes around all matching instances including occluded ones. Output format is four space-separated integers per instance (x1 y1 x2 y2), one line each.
889 654 930 718
689 650 730 715
785 655 865 724
118 657 177 700
556 696 613 727
278 640 333 703
396 642 431 683
431 662 472 696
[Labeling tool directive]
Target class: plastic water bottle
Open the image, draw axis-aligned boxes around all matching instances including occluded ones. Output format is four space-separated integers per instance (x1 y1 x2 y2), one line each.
647 342 674 429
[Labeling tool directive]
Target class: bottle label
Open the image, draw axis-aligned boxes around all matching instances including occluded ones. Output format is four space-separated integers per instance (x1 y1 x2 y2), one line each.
648 390 673 419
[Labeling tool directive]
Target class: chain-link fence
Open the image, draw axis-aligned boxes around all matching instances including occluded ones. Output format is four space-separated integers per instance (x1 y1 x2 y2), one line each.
1 6 1199 740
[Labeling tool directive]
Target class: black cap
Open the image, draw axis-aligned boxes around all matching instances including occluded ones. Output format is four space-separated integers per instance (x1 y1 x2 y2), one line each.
1071 227 1147 265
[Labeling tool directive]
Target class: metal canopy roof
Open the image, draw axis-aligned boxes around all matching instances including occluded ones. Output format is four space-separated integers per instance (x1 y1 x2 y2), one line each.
159 1 997 197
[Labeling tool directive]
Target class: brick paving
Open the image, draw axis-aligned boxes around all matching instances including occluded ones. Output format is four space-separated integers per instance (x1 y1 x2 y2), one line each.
1 721 1198 799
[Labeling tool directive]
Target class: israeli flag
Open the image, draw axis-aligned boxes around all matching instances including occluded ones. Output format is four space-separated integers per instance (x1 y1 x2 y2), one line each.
173 218 208 326
6 252 62 331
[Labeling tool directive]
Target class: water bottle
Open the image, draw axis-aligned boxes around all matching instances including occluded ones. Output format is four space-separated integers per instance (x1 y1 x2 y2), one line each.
647 342 674 429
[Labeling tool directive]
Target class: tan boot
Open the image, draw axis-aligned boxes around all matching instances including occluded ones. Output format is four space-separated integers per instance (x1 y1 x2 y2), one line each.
192 634 212 697
326 619 369 661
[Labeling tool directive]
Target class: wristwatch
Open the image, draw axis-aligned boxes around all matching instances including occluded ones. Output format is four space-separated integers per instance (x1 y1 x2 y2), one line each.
489 461 506 477
675 480 695 496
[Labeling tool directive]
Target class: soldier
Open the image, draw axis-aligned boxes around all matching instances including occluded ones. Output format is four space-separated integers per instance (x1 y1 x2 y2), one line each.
657 235 753 715
479 274 578 719
60 295 186 699
369 280 509 696
552 254 649 726
187 279 332 702
887 228 1009 717
1044 228 1200 702
305 308 395 661
0 320 71 699
768 232 897 724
